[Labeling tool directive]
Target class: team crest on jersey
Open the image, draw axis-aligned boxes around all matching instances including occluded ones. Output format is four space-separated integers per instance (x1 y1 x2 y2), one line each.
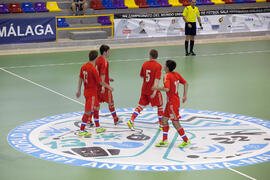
7 108 270 171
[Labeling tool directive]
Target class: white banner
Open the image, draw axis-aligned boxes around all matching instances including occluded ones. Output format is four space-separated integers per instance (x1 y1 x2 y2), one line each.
114 13 270 39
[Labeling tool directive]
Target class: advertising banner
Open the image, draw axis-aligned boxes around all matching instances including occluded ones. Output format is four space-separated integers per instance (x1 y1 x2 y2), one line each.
114 10 270 39
0 17 56 45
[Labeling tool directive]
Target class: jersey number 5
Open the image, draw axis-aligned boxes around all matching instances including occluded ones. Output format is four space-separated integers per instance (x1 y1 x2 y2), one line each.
146 70 151 82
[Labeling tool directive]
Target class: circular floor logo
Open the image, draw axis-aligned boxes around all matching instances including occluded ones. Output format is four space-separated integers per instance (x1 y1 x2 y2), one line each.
7 108 270 171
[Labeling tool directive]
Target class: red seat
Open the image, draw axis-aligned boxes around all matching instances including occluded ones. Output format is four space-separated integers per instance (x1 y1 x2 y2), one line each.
135 0 150 8
90 0 105 10
8 3 23 13
222 0 235 3
179 0 191 5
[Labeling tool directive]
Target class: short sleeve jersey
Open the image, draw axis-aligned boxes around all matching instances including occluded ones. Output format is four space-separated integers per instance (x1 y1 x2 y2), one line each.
140 60 162 95
163 72 187 103
79 62 101 96
182 5 200 23
95 56 110 89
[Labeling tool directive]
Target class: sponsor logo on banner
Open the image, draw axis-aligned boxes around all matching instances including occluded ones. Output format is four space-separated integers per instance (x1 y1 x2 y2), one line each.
8 109 270 171
0 17 56 44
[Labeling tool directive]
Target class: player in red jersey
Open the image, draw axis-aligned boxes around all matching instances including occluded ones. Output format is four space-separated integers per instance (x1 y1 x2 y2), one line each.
76 50 113 136
127 49 163 131
95 45 121 125
153 60 190 148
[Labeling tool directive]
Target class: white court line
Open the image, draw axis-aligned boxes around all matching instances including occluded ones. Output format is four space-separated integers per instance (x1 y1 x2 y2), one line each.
0 67 84 106
228 168 257 180
1 50 270 69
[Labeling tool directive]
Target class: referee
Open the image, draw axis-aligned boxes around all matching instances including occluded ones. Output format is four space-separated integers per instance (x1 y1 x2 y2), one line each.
182 0 203 56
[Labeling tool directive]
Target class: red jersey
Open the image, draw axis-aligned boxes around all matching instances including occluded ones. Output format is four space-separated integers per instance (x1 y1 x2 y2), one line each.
163 72 187 104
96 56 110 91
140 59 162 95
79 62 101 96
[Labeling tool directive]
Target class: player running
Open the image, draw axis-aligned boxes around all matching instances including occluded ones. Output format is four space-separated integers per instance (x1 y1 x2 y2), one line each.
153 60 190 148
76 50 113 136
127 49 163 131
95 45 121 125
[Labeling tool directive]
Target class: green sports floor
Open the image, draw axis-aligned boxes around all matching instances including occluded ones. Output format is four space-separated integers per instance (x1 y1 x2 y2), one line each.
0 40 270 180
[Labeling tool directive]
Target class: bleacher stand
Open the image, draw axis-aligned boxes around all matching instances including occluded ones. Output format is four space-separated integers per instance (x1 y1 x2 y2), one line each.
98 16 112 25
211 0 225 4
46 1 62 12
57 18 69 27
102 0 116 9
21 3 36 13
157 0 172 7
147 0 161 7
113 0 128 8
168 0 183 6
34 2 49 12
125 0 139 8
0 3 10 14
135 0 150 8
179 0 191 6
91 0 105 10
8 3 24 13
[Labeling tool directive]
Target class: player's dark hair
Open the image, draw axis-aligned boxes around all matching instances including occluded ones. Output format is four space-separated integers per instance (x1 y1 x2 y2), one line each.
89 50 98 61
100 44 110 55
166 60 176 72
150 49 158 59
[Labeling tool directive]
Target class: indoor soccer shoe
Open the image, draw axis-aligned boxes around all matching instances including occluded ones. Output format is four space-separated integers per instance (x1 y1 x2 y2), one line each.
155 141 168 147
190 51 196 56
178 141 191 148
96 127 106 133
127 120 135 131
79 131 91 137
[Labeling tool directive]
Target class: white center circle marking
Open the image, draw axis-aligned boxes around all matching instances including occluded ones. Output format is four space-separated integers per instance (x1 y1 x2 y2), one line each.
8 108 270 171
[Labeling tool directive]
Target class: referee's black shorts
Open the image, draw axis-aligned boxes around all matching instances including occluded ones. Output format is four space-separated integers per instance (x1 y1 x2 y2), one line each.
185 22 196 36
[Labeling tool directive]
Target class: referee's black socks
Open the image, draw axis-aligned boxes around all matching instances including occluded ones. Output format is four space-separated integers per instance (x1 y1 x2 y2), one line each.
190 40 194 53
185 40 189 54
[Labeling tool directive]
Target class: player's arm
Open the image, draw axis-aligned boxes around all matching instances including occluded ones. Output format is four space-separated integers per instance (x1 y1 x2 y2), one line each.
76 77 83 98
182 82 188 103
100 81 113 92
152 75 169 92
153 86 169 92
100 74 106 93
150 78 159 98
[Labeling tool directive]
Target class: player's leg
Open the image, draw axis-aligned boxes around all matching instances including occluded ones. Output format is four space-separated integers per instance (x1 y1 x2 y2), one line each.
108 103 120 125
79 96 92 136
93 105 106 133
150 91 164 129
128 94 148 130
170 106 190 148
155 104 170 147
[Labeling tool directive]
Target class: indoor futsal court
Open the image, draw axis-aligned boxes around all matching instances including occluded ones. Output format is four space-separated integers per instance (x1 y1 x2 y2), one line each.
1 39 270 180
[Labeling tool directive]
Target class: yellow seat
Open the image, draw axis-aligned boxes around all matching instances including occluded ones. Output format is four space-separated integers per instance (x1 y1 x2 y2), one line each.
211 0 225 4
125 0 139 8
256 0 266 2
168 0 183 6
46 1 62 12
